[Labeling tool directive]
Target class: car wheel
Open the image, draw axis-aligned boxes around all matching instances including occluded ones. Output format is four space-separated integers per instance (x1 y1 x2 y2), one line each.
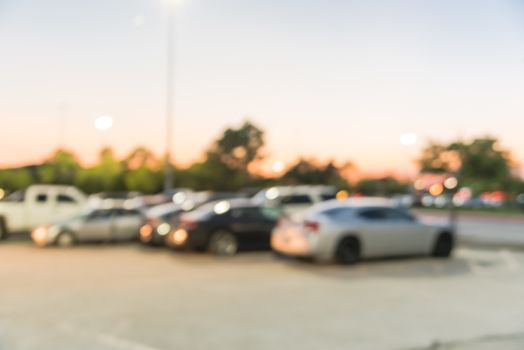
433 233 453 258
208 231 238 256
335 236 360 265
0 218 7 241
56 232 75 247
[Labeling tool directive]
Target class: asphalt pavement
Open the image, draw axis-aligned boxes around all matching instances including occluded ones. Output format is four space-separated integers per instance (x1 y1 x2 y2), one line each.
1 233 524 350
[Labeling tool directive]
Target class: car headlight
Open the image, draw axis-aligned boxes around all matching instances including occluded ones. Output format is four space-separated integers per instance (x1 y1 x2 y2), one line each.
171 229 188 246
31 226 49 245
140 225 153 239
157 223 171 236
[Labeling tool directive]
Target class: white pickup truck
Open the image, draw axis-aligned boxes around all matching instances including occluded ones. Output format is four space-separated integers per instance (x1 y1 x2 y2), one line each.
0 185 87 239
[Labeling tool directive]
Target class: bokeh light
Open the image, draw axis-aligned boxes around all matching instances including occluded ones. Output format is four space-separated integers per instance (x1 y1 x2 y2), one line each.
400 133 418 146
94 116 114 131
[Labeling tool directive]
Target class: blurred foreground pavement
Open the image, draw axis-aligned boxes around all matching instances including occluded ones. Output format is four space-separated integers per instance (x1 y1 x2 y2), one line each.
1 238 523 350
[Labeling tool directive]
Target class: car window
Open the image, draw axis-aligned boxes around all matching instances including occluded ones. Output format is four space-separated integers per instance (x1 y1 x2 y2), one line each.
260 207 281 220
88 209 113 220
358 208 388 221
321 194 336 201
231 207 262 220
57 194 76 203
35 194 48 203
322 207 354 221
115 209 141 217
280 195 313 205
4 190 25 202
358 208 415 222
384 209 416 222
159 210 182 221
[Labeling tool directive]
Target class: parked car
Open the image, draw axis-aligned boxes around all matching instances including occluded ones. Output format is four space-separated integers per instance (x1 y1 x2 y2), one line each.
139 192 247 246
0 185 87 240
87 192 142 209
271 198 454 264
31 207 145 247
165 199 280 256
252 186 337 214
139 203 187 246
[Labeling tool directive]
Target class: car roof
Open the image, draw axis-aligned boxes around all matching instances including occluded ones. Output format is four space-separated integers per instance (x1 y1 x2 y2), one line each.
257 186 336 196
204 198 257 209
146 203 182 217
312 197 398 211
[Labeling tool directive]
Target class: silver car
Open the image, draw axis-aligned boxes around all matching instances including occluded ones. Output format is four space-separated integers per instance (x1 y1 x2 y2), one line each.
271 198 454 264
32 208 145 247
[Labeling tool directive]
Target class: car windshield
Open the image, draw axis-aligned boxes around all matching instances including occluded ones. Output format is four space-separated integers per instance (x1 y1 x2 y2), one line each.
3 190 25 202
147 204 181 219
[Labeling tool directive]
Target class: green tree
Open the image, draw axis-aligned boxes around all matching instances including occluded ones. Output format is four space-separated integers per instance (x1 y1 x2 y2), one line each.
187 120 266 190
355 177 409 196
0 169 34 191
208 121 265 172
281 158 350 188
38 149 81 185
124 147 159 171
418 137 517 194
75 148 125 193
124 168 162 194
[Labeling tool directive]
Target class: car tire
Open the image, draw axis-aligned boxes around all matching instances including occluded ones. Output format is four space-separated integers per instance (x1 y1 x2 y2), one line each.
433 233 453 258
0 218 7 241
335 236 360 265
55 232 75 247
208 230 238 256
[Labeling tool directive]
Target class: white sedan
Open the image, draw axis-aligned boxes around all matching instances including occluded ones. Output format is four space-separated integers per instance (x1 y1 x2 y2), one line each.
271 198 454 264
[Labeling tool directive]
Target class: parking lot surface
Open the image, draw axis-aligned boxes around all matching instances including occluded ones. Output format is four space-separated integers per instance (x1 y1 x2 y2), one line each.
1 236 524 350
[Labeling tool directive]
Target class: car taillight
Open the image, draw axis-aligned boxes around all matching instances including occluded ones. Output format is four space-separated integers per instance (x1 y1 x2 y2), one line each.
181 220 198 230
303 221 320 232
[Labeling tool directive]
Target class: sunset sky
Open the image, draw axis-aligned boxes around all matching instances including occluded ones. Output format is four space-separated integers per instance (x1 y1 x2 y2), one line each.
1 0 524 176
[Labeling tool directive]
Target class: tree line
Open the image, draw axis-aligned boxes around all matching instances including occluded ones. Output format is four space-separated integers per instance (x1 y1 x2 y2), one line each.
0 121 522 196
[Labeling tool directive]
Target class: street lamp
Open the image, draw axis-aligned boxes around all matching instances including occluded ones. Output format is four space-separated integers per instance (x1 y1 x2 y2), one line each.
400 132 418 146
94 115 114 151
272 161 285 174
399 132 419 205
164 1 178 192
94 115 114 131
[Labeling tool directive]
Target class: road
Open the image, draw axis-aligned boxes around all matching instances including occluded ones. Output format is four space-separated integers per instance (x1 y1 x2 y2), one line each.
1 236 524 350
416 210 524 249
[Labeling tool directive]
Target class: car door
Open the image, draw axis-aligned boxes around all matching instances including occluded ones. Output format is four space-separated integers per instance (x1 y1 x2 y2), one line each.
229 207 267 249
356 208 429 257
78 209 113 242
112 209 143 241
53 193 82 222
251 207 280 249
28 192 54 228
380 208 432 255
354 208 396 257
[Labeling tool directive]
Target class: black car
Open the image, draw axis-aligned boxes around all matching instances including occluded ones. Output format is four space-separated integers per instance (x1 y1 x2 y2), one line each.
139 203 186 246
165 199 280 255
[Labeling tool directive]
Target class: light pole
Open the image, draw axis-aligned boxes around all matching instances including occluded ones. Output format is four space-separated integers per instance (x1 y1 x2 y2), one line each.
58 102 68 150
400 132 419 205
164 4 176 192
